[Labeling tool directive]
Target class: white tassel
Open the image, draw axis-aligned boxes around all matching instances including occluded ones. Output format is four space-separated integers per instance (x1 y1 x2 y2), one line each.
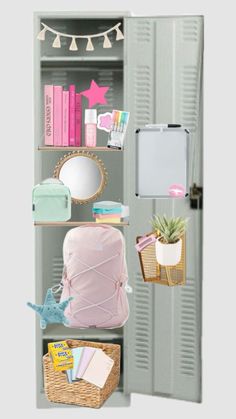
115 26 124 41
37 27 47 41
52 34 61 48
86 37 94 51
69 37 78 51
103 34 112 48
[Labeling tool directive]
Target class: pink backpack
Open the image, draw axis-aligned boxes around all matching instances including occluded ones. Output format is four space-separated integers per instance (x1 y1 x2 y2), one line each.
60 225 130 328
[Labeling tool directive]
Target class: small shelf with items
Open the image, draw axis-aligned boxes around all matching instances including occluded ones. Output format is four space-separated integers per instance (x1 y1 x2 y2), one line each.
38 146 122 151
43 324 123 340
41 56 123 63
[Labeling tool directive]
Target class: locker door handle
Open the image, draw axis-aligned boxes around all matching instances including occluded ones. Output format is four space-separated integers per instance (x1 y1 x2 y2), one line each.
190 183 203 209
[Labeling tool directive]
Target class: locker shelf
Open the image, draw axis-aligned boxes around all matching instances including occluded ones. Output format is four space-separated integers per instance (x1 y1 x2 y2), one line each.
42 324 123 340
34 221 129 227
41 56 123 63
38 146 122 151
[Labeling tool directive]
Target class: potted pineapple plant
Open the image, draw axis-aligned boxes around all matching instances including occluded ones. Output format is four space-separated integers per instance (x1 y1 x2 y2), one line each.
151 214 188 266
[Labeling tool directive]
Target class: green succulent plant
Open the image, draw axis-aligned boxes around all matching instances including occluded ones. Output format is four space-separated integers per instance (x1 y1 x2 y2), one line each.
151 214 188 244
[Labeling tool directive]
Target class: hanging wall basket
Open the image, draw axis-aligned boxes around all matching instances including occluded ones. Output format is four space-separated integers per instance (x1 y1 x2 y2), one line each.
136 233 186 286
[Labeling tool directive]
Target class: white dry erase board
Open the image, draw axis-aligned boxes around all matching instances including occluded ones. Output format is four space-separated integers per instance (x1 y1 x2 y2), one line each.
135 125 189 198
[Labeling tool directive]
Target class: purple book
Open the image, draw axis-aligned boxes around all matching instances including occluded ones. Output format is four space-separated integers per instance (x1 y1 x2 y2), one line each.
76 347 96 379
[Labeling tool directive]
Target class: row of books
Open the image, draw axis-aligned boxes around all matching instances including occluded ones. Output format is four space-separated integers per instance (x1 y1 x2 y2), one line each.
44 84 82 146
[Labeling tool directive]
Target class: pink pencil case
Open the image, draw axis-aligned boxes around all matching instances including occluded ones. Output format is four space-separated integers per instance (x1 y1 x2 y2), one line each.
135 234 156 252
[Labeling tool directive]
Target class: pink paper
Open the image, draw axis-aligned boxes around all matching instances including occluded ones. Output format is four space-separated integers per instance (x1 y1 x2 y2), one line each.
82 349 114 389
69 85 76 146
93 213 121 219
75 93 82 146
44 85 53 145
53 86 63 146
62 91 69 146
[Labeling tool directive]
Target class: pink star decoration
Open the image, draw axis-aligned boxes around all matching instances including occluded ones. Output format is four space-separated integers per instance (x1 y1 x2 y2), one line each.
80 80 110 108
97 112 112 132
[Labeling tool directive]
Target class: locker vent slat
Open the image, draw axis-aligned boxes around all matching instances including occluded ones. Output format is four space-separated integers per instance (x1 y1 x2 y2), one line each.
179 277 197 376
46 71 68 87
134 21 152 43
182 19 199 42
180 65 199 132
134 274 152 370
51 256 63 302
134 66 152 126
97 70 116 112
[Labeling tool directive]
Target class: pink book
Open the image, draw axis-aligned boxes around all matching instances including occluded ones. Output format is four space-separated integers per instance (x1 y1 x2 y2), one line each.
75 93 82 146
44 85 53 145
53 86 63 146
69 84 76 146
62 90 69 146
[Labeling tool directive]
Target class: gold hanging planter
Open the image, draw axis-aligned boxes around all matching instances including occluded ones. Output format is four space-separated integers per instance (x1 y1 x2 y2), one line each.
136 232 186 286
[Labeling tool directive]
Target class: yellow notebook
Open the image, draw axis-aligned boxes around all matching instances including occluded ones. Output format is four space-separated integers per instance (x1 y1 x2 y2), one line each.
95 218 121 223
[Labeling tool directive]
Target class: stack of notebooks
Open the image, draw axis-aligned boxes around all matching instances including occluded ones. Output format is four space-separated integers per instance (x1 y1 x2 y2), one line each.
92 201 129 224
44 84 82 147
66 346 114 389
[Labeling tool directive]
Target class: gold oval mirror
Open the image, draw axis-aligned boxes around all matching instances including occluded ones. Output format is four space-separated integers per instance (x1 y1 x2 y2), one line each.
53 151 108 204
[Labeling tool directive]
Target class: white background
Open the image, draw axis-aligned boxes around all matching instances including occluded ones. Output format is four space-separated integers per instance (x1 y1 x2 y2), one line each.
1 0 235 418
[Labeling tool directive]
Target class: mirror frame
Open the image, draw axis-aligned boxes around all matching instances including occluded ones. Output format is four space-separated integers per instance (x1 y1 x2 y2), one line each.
53 151 108 204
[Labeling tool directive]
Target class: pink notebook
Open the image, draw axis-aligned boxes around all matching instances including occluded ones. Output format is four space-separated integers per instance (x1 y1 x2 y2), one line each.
62 90 69 146
44 85 53 145
82 349 114 389
76 347 96 379
53 86 63 146
69 85 76 146
75 93 82 146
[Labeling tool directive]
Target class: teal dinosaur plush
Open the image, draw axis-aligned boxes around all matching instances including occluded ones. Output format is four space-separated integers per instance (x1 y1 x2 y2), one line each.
27 288 73 329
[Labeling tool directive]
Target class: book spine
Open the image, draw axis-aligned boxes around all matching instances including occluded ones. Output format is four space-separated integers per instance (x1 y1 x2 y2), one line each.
53 86 63 146
62 91 69 146
44 85 53 145
69 85 76 146
75 93 82 147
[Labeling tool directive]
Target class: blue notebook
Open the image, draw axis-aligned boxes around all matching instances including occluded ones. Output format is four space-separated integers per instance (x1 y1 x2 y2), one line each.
93 207 121 215
93 201 121 210
66 347 84 383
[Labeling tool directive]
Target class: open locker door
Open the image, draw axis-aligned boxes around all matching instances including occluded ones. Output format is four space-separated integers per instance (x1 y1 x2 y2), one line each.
124 16 203 402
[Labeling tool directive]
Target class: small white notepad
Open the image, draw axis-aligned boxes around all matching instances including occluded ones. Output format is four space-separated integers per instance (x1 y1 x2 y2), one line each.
82 349 114 389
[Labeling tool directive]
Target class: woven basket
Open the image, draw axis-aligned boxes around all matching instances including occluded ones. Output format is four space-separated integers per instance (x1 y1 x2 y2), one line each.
137 233 186 286
43 339 120 408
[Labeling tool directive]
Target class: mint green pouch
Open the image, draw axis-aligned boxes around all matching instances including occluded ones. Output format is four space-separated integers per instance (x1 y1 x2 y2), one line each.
32 178 71 222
